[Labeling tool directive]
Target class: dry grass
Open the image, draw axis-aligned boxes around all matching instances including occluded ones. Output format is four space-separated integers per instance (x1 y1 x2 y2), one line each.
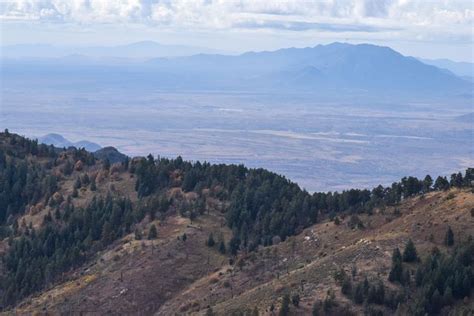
7 188 474 316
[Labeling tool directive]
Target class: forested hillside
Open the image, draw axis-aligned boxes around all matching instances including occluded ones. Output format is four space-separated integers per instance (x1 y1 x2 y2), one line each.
0 130 472 314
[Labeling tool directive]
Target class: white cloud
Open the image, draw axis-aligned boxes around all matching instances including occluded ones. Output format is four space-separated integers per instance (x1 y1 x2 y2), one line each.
1 0 472 29
0 0 472 60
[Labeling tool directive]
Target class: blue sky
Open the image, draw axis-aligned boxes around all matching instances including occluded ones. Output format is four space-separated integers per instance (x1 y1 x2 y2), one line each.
1 0 473 61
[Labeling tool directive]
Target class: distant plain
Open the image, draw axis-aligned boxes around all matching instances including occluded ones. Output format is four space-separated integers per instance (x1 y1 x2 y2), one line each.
2 84 472 192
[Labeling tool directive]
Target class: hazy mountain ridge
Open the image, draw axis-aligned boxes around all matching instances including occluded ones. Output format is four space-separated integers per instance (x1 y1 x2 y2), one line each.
1 41 228 59
419 57 474 79
2 42 470 96
147 42 470 93
39 133 101 152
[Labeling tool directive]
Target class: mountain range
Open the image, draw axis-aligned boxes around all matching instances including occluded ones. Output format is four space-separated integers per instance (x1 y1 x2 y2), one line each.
2 42 472 97
0 41 229 59
144 43 471 94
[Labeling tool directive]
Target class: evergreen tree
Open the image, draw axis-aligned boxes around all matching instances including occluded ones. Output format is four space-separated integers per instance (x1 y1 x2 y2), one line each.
101 221 114 245
402 239 418 262
207 232 215 247
341 277 352 296
134 228 142 240
90 177 97 191
148 224 157 240
443 286 454 306
353 282 365 304
422 175 433 192
388 248 403 283
445 226 454 246
218 240 226 254
279 294 290 316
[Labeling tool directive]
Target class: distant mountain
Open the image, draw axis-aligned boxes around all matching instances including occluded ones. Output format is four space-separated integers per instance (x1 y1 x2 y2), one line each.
454 112 474 123
419 58 474 80
93 146 128 164
145 42 471 95
2 42 471 97
39 133 101 152
0 41 228 59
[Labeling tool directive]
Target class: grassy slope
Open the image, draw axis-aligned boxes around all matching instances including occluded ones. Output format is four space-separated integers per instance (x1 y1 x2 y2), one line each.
159 189 474 315
9 185 474 315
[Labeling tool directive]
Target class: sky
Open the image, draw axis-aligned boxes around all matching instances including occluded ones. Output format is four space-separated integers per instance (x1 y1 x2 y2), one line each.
0 0 473 61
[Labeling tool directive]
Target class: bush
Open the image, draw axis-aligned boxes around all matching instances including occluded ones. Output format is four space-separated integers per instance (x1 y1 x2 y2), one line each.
348 215 364 229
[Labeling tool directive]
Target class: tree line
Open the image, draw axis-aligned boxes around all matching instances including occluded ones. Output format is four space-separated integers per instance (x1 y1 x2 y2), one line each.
133 154 473 253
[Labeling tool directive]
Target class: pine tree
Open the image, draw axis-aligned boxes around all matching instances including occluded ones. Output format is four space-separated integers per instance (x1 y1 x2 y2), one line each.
445 226 454 246
101 221 113 245
443 286 454 305
353 282 365 304
134 228 142 240
403 239 418 262
423 175 433 192
218 240 226 254
279 294 290 316
90 177 97 191
148 224 157 240
341 277 352 296
206 232 215 247
388 248 403 283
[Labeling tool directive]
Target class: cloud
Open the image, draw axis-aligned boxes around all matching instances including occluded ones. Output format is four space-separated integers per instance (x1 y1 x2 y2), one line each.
234 20 401 33
1 0 472 30
0 0 472 60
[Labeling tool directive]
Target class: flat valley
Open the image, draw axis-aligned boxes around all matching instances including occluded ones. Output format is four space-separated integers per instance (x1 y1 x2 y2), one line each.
2 88 472 191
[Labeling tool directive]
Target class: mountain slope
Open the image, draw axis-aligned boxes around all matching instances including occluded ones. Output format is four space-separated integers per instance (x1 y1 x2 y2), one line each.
12 186 474 315
419 58 474 79
0 131 473 315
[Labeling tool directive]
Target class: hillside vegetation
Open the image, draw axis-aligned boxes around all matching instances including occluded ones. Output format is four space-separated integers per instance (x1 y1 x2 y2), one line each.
0 130 472 315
